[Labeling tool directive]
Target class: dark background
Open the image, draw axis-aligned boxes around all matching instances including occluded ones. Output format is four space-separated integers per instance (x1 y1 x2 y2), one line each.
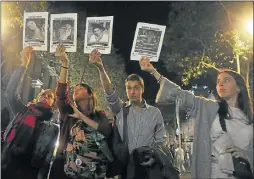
47 1 204 103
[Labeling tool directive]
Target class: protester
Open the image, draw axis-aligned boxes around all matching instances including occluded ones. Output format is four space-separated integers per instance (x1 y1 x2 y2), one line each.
89 49 179 179
1 46 59 179
139 57 253 179
49 45 112 179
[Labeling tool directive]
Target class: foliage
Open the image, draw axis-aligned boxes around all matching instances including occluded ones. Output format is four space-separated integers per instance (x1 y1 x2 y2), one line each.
161 1 253 88
2 2 46 29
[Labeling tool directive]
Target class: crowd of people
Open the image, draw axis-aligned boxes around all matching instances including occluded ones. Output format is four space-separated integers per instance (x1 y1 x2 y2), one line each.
1 45 253 179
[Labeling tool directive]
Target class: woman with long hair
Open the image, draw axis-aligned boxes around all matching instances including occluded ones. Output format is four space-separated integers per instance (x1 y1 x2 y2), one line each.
26 19 45 42
139 57 253 179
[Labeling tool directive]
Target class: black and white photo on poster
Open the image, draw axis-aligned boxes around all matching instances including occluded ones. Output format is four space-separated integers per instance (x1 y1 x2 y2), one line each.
23 12 48 51
131 22 166 62
50 13 77 52
84 16 113 54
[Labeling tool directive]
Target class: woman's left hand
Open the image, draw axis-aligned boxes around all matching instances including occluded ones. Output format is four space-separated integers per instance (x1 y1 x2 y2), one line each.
68 105 84 120
226 145 247 159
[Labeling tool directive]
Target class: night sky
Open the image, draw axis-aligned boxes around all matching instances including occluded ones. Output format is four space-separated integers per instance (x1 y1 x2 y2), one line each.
85 2 171 71
82 1 174 102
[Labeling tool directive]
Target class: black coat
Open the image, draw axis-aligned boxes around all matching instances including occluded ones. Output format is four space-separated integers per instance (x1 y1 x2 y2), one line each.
125 145 180 179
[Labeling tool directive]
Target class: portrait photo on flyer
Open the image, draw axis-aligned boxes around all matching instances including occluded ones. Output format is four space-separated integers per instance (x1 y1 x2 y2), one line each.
84 16 113 54
130 22 166 62
23 12 48 51
50 13 77 53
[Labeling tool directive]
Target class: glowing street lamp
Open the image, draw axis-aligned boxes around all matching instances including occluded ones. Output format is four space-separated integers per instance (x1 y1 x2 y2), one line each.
246 19 253 36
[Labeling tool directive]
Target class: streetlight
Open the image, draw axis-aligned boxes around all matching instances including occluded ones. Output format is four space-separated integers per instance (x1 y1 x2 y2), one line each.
236 19 253 74
246 19 253 36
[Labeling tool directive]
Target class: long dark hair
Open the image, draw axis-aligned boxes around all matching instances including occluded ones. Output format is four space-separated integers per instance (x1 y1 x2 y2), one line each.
217 69 253 124
25 19 44 39
77 83 97 113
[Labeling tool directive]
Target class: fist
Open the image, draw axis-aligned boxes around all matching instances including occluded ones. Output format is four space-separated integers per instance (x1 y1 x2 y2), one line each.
139 57 155 73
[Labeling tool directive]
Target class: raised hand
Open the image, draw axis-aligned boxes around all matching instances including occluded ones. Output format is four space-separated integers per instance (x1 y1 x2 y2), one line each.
139 57 156 73
55 44 69 65
89 49 103 69
20 46 33 67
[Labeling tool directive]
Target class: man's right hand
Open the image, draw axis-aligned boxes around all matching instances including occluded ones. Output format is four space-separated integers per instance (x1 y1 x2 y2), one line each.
55 44 69 66
89 49 103 69
139 57 156 73
20 46 33 67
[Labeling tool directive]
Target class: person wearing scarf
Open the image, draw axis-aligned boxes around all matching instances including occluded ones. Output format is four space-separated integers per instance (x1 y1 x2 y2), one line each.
1 47 59 179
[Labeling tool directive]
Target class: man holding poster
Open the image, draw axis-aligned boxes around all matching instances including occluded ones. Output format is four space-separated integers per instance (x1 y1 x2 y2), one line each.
89 49 179 179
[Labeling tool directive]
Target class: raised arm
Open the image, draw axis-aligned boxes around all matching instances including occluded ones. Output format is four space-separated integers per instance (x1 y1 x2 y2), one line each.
4 47 33 115
55 45 72 116
89 49 123 115
139 57 218 118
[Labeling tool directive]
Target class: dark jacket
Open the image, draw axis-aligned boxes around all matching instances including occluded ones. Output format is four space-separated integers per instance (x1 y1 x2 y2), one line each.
2 66 59 179
49 82 112 179
54 82 111 154
126 145 180 179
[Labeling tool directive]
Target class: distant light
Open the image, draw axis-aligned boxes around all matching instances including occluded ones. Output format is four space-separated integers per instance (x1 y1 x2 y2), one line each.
246 19 253 36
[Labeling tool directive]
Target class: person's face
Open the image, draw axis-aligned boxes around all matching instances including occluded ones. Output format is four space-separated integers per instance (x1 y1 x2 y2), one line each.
37 91 55 107
216 72 239 100
93 28 102 37
59 24 72 40
27 21 37 30
125 80 144 104
73 84 94 110
73 84 90 101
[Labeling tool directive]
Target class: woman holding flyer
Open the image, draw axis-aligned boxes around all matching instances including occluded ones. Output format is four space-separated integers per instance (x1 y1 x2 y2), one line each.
139 57 253 179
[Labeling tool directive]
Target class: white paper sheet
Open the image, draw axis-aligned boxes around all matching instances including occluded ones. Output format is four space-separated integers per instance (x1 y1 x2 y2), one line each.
50 13 77 53
23 12 48 51
84 16 114 54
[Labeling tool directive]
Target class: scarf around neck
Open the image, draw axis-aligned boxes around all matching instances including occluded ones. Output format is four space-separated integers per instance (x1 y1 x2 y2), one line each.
1 102 53 169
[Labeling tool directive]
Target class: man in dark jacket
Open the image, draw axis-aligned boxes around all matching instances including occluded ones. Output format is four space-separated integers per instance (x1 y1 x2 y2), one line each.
48 45 112 179
1 46 59 179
